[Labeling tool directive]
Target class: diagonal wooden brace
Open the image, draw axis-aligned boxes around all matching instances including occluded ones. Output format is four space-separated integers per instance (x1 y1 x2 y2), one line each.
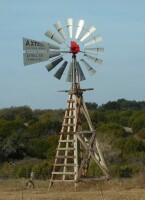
76 133 110 178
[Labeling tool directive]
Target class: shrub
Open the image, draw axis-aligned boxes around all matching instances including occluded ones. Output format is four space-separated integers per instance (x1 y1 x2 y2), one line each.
28 138 49 159
16 166 31 178
110 164 137 178
125 137 145 153
137 128 145 139
0 162 14 178
114 137 145 154
129 114 145 132
46 135 59 160
97 122 123 138
0 120 25 138
88 161 103 177
32 161 52 179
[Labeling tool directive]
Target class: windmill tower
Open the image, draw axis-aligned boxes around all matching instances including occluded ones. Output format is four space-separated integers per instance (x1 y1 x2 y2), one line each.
23 18 110 189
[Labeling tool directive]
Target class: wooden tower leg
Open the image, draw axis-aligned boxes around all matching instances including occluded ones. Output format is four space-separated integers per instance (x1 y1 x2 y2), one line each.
49 93 78 188
49 84 110 190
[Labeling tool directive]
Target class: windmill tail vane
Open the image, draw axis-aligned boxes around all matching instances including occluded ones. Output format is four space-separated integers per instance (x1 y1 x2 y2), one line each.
22 18 110 190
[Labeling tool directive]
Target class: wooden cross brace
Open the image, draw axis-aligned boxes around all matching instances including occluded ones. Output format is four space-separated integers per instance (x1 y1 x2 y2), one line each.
76 131 110 178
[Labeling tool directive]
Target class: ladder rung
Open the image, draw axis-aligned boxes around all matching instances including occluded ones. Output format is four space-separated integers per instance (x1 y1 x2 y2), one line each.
56 156 76 159
49 180 76 183
52 172 76 175
57 148 75 151
64 116 75 119
66 108 75 111
53 164 76 167
59 140 75 143
62 124 75 127
60 132 74 134
67 100 74 103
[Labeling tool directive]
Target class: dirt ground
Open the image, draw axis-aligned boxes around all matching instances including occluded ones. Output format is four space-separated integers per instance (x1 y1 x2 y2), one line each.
0 188 145 200
0 178 145 200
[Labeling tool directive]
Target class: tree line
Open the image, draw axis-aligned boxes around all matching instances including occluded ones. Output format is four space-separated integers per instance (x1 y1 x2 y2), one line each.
0 99 145 179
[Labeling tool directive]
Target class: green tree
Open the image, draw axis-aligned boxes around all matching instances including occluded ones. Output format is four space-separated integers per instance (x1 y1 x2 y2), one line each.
27 120 61 137
2 130 26 160
46 135 59 160
86 102 98 110
99 101 120 110
90 111 107 127
14 106 33 122
0 107 15 120
0 120 25 139
27 135 58 159
28 138 49 159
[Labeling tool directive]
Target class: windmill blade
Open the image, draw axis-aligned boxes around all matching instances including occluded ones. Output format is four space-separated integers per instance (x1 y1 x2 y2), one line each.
54 21 67 40
66 63 72 82
54 61 68 80
84 54 103 65
42 41 60 50
45 57 63 72
23 52 50 66
80 59 96 76
84 35 102 46
48 51 61 58
45 29 64 44
84 48 104 54
76 62 86 81
66 18 73 38
75 19 85 39
79 26 96 42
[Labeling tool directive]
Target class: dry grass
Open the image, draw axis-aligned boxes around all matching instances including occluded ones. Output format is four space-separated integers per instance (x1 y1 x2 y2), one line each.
0 177 145 200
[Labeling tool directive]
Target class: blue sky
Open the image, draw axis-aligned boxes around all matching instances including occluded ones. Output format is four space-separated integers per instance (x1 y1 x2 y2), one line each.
0 0 145 109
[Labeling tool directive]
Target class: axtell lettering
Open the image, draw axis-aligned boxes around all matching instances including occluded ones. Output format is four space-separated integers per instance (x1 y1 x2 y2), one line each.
26 40 43 47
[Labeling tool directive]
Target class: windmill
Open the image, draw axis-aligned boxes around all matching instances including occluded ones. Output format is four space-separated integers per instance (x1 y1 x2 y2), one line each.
23 18 110 190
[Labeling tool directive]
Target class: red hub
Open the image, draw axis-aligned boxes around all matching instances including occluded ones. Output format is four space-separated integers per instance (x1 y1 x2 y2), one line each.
70 41 80 54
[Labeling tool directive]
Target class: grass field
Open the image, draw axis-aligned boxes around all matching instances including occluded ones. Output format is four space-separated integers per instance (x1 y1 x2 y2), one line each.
0 177 145 200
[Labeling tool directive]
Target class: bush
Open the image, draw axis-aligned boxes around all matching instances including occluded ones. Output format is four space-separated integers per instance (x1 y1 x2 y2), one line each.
46 135 59 160
125 138 145 153
90 111 107 126
27 135 59 159
113 137 145 154
27 120 61 137
137 128 145 139
118 165 133 178
110 164 137 178
16 166 31 178
0 120 25 138
129 114 145 132
88 161 103 177
97 122 123 138
0 162 14 178
32 161 52 179
28 138 49 159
